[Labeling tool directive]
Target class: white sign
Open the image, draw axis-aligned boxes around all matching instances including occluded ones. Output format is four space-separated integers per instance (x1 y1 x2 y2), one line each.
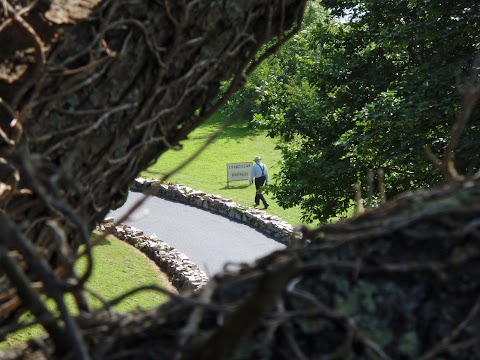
227 162 252 184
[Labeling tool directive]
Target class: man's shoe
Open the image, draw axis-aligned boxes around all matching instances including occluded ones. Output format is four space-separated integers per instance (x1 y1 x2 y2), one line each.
264 204 269 209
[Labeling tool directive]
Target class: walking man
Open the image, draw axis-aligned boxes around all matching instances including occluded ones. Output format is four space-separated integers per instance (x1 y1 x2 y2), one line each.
248 156 270 209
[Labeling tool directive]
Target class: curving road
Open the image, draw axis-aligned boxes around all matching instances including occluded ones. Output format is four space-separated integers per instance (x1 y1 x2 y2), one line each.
108 191 285 276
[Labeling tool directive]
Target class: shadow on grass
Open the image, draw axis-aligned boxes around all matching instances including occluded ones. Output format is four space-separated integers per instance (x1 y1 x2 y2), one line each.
91 232 112 246
96 238 112 246
220 184 250 190
191 113 257 141
143 168 168 177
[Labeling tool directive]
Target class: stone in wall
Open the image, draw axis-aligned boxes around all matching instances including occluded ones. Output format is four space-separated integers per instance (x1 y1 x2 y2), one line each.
99 179 302 294
98 219 208 293
132 178 298 244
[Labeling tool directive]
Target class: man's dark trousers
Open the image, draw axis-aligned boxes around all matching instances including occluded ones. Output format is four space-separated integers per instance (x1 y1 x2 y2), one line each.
254 175 268 207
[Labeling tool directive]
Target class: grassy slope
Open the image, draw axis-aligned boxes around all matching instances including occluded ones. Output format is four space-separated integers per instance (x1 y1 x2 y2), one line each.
1 236 170 348
78 236 171 310
143 115 303 226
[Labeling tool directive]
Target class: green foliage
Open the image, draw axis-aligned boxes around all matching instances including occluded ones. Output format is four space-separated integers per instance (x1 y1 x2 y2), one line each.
398 331 419 357
249 0 480 222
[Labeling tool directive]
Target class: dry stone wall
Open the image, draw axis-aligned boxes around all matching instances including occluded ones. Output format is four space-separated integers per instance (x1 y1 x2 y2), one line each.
98 219 209 292
131 178 296 243
102 178 300 293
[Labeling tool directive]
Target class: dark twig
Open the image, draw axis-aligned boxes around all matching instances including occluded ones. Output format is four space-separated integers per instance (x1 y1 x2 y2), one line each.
419 295 480 360
0 241 66 354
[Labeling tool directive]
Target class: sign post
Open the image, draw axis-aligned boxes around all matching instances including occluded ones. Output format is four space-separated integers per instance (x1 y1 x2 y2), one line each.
226 162 252 187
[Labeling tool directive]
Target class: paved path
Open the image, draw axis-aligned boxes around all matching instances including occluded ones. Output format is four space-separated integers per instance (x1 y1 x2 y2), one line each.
108 191 285 276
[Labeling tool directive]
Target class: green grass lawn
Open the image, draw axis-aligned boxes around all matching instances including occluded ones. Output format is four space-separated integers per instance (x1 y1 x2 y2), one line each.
1 236 171 348
77 236 171 310
142 114 304 226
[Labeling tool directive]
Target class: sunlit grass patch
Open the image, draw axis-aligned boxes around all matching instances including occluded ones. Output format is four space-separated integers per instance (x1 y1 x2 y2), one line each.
1 235 171 348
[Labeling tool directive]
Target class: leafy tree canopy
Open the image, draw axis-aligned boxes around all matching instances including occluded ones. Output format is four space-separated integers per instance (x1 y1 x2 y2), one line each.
243 0 480 223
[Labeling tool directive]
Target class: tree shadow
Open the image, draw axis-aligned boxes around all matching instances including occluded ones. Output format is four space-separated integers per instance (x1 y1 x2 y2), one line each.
192 113 256 142
96 238 112 246
220 183 250 190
